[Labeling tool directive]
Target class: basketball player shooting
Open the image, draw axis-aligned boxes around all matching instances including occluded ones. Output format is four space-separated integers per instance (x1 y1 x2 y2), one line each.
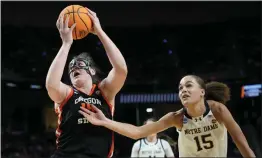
79 75 256 157
46 8 127 158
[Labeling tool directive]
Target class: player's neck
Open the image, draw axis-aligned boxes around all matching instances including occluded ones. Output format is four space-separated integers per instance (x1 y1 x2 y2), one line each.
187 100 206 117
76 83 93 95
146 136 157 143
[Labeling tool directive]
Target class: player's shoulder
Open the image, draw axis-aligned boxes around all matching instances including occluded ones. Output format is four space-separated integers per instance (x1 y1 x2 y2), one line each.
207 100 226 113
133 139 143 147
174 108 185 116
172 108 185 128
159 139 169 144
166 108 184 119
207 100 228 122
54 86 74 106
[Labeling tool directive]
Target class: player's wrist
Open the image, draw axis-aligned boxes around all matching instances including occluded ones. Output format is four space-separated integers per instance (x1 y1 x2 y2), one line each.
62 41 73 47
96 28 105 37
102 117 111 127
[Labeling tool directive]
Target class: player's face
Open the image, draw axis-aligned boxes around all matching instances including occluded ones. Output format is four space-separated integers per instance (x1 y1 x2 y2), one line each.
178 76 204 107
69 61 92 87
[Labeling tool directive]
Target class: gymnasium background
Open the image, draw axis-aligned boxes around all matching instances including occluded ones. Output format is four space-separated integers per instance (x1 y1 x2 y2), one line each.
1 1 261 158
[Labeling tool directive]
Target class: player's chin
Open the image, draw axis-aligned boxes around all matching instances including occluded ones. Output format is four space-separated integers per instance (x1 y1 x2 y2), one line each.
181 100 192 107
73 78 84 86
181 100 189 107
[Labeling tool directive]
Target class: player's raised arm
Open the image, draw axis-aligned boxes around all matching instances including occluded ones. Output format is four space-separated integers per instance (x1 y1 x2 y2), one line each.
45 14 76 104
79 105 182 139
86 8 128 100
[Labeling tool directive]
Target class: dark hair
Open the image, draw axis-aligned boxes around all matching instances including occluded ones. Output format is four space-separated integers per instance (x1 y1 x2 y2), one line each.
205 81 231 104
69 52 104 84
143 117 157 125
187 75 231 104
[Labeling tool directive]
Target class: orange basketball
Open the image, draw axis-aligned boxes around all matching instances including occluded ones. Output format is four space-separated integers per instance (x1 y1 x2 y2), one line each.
59 5 92 40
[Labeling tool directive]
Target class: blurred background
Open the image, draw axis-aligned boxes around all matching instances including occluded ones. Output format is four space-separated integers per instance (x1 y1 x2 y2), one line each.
1 1 261 158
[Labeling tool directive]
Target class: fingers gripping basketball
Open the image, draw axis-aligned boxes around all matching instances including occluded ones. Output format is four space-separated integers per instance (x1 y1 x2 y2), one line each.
60 5 93 40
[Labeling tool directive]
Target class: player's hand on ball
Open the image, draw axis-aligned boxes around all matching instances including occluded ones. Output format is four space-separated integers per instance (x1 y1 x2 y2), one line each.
86 8 102 35
79 105 106 126
56 14 76 44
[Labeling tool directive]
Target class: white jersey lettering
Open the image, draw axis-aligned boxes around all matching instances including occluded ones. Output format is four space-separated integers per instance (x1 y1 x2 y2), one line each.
178 110 228 157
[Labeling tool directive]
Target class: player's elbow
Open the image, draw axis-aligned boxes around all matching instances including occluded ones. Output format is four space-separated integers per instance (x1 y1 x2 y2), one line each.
130 133 140 140
45 77 60 91
116 66 128 77
131 135 140 140
132 128 147 140
131 135 141 140
45 82 57 92
45 77 56 90
45 82 53 91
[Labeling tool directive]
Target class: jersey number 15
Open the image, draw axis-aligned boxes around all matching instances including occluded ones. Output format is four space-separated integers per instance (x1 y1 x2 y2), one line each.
194 134 214 151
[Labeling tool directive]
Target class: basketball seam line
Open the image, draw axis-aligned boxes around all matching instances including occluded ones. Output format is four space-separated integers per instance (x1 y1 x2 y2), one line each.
77 7 90 36
64 12 88 15
72 5 77 39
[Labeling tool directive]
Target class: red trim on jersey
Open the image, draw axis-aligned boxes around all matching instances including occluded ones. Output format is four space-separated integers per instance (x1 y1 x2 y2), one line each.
97 82 115 157
108 132 114 158
97 83 115 116
55 87 74 148
55 106 59 114
89 84 96 95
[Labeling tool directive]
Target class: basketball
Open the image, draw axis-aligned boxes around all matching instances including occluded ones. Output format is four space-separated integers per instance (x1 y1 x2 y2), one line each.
59 5 92 40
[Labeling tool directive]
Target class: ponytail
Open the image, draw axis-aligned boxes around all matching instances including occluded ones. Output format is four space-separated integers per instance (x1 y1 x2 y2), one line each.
205 81 231 104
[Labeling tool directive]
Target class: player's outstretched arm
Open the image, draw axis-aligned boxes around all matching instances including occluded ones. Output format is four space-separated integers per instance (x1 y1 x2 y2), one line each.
86 8 127 100
212 103 256 157
79 105 180 139
46 14 76 104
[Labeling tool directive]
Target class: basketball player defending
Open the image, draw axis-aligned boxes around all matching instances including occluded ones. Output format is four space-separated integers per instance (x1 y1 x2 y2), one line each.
131 118 175 157
46 9 127 158
79 75 256 157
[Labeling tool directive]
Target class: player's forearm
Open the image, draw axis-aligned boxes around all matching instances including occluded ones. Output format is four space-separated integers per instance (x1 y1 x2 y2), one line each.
46 43 71 88
102 118 143 140
237 145 256 158
103 118 164 140
233 137 256 157
96 29 127 74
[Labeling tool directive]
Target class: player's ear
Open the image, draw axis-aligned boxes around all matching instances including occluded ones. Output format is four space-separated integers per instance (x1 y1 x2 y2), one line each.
201 89 205 97
89 67 96 76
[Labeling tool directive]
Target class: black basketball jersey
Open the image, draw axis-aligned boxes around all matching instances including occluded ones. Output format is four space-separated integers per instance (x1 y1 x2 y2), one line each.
52 84 114 158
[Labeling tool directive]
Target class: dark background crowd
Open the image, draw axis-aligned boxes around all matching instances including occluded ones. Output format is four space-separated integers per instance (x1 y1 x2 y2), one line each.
1 1 261 158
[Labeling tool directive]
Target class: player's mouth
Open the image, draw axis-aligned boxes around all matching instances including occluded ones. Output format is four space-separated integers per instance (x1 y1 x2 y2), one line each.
73 70 81 78
182 94 190 100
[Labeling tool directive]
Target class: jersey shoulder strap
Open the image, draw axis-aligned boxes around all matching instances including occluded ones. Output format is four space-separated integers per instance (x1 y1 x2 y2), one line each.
138 138 143 154
159 139 166 157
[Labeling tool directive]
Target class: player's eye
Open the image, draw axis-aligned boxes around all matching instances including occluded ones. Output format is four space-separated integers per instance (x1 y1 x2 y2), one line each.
79 61 86 66
186 84 192 88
